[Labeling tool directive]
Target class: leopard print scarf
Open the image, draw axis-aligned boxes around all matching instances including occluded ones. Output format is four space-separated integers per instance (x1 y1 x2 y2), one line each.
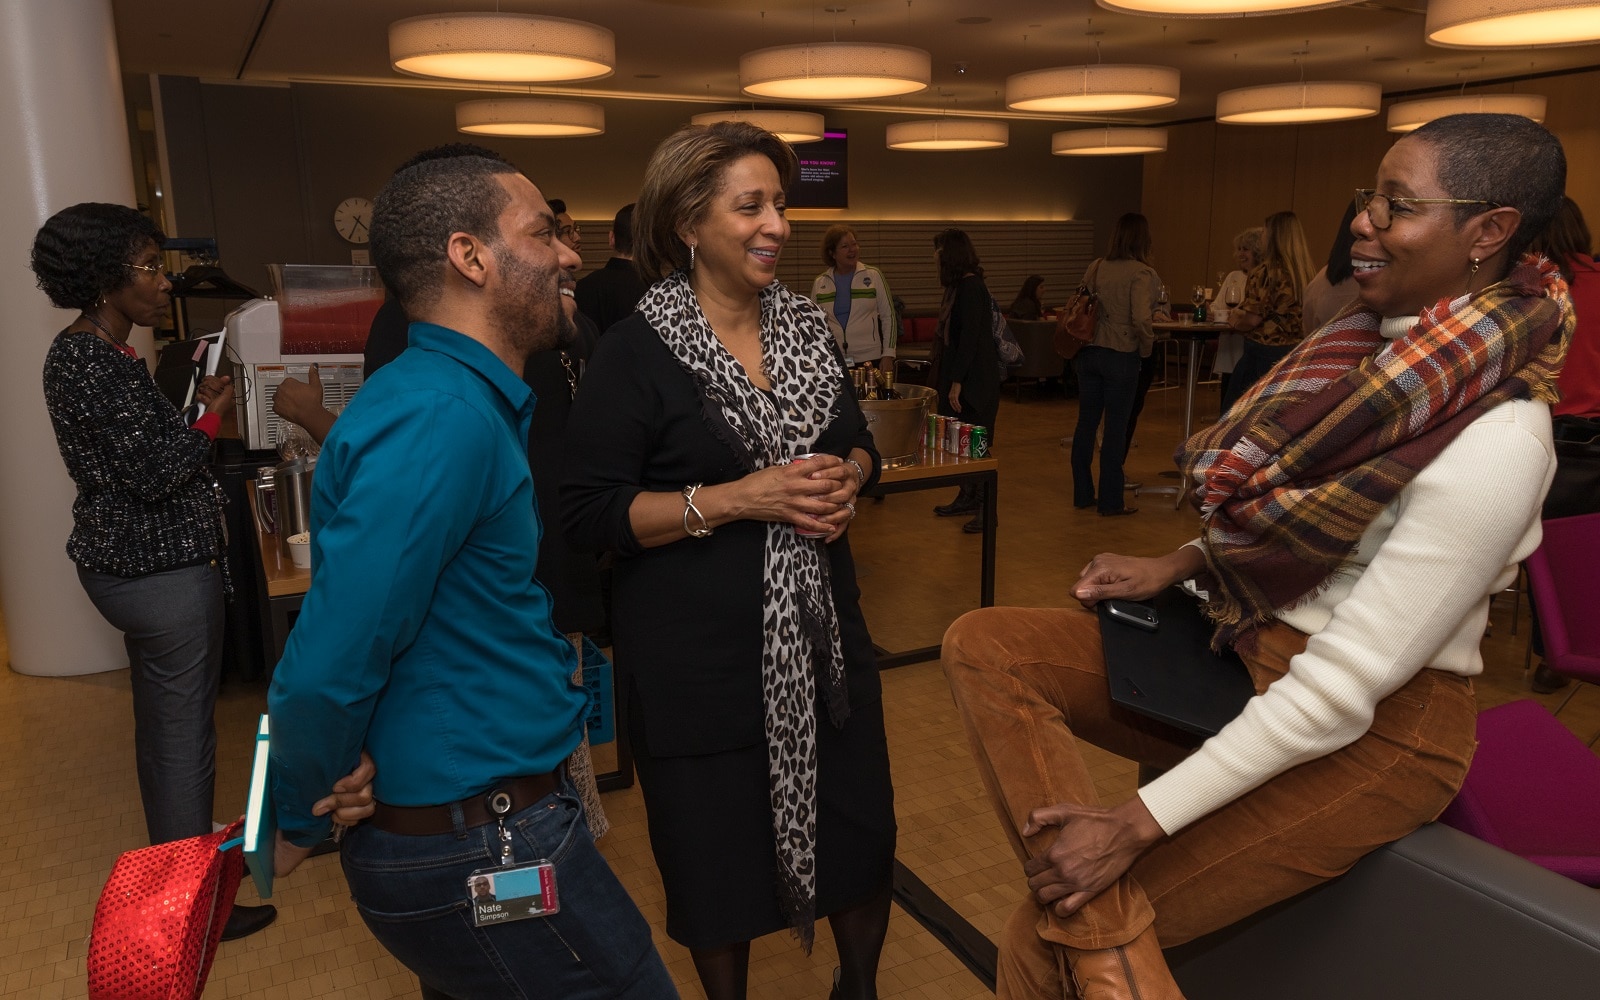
640 270 850 949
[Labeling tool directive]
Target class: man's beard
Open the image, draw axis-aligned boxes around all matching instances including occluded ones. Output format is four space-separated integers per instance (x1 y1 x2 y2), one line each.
489 242 571 360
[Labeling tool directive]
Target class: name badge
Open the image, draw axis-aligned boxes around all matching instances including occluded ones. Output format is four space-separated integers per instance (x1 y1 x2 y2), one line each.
466 859 560 927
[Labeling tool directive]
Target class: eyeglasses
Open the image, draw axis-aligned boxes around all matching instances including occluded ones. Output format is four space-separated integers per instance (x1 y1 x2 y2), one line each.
556 224 581 240
1353 189 1501 231
126 262 164 276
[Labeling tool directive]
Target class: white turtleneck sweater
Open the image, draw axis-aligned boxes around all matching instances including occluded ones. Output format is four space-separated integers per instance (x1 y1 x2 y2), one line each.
1139 313 1557 835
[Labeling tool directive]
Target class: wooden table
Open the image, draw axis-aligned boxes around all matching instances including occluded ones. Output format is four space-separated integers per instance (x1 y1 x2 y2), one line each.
865 448 999 668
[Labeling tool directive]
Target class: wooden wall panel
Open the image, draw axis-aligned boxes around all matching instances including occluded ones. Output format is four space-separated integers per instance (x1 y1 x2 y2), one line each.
1139 123 1218 300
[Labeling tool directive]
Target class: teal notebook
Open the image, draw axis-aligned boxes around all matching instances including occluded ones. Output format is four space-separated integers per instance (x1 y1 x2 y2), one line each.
242 714 275 899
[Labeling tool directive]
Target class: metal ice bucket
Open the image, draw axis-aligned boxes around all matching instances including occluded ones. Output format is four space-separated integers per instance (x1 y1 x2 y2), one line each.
859 384 936 470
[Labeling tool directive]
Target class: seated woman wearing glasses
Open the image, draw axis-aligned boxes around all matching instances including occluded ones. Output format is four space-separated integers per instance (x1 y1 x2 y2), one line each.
941 113 1569 1000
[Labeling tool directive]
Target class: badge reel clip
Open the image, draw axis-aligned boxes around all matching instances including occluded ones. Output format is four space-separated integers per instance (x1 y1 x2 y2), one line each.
466 788 561 927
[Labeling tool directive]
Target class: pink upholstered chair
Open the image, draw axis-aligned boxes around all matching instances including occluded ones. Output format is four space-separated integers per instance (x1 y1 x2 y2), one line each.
1438 699 1600 886
1524 510 1600 741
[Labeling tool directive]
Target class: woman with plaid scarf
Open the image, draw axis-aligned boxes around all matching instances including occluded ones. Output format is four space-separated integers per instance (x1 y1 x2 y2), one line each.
941 113 1572 1000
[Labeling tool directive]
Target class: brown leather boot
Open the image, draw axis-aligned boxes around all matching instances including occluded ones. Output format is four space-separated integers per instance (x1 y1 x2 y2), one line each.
1062 925 1184 1000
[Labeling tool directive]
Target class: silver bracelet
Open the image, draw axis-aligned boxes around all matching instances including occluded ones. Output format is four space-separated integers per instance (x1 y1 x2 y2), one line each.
845 458 867 487
682 483 713 538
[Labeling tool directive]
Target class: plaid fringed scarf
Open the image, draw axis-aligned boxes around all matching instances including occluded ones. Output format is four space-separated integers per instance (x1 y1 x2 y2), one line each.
1177 254 1572 650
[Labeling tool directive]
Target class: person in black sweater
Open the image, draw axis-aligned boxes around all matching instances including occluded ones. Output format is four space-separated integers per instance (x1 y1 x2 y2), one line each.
931 227 1001 531
575 203 646 334
563 121 895 1000
30 203 372 943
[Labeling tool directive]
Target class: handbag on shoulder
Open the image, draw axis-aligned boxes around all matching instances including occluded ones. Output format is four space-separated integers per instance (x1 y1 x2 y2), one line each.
1055 258 1103 359
88 820 245 1000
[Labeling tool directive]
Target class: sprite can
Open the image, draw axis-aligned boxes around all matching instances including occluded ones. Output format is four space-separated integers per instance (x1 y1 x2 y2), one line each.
971 425 989 458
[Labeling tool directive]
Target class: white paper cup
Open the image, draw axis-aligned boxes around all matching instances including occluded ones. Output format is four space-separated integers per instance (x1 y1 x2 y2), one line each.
287 533 311 569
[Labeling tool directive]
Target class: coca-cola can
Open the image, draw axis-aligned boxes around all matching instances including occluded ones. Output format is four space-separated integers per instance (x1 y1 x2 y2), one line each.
958 423 972 458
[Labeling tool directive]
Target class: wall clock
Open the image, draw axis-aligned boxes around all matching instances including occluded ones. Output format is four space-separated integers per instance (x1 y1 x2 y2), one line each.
333 197 374 244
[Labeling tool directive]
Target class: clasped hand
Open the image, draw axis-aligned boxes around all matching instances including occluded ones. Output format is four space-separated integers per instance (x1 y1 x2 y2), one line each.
742 454 860 542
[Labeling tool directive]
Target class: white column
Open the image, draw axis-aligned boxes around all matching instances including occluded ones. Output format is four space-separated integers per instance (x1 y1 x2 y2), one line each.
0 0 135 675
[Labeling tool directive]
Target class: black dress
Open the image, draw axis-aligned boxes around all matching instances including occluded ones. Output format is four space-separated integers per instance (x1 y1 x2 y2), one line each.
561 310 896 948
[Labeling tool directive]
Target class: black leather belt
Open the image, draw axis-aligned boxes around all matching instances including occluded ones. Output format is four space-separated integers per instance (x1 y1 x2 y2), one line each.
368 772 558 836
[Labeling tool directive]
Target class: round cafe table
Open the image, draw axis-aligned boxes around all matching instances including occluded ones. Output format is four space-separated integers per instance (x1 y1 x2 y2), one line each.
1146 320 1230 509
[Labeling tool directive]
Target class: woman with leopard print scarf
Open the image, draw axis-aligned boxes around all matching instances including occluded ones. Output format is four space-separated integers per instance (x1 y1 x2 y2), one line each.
564 122 896 1000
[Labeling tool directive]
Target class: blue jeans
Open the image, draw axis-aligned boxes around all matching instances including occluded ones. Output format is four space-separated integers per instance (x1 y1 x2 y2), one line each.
1070 346 1142 513
78 562 224 845
341 773 678 1000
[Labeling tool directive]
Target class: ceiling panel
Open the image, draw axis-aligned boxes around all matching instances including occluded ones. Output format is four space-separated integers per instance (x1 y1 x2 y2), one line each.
111 1 1600 126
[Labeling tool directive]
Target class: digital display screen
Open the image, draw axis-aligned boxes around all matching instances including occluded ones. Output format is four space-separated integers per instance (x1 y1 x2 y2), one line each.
788 129 847 209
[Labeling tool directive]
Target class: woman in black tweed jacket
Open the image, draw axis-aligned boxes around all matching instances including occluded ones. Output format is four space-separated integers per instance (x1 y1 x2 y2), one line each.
30 203 276 941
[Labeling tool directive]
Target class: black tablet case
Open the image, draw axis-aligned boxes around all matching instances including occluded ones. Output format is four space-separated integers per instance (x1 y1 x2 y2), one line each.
1097 588 1256 737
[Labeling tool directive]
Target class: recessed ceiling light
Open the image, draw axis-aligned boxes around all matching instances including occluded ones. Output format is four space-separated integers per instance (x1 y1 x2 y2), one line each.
886 119 1009 151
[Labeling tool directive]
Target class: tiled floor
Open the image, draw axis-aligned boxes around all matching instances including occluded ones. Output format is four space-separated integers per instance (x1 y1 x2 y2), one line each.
3 378 1596 999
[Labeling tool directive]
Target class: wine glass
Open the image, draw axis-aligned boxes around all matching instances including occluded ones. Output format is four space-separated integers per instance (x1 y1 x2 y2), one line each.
1192 285 1205 309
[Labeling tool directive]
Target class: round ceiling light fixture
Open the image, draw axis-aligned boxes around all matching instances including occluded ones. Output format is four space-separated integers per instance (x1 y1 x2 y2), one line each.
1095 0 1360 14
1006 64 1180 113
455 99 605 137
740 43 931 101
1052 127 1169 156
1426 0 1600 48
690 109 827 143
1216 80 1381 124
1385 93 1547 133
390 13 614 83
885 119 1010 151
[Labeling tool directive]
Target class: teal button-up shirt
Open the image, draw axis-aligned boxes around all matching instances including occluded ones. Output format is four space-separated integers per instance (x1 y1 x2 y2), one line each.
268 322 586 846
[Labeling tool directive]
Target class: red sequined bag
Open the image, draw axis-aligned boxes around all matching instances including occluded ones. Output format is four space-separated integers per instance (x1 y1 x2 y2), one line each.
88 820 244 1000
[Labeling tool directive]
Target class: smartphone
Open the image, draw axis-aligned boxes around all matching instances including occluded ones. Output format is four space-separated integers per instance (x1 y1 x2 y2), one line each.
1104 599 1159 632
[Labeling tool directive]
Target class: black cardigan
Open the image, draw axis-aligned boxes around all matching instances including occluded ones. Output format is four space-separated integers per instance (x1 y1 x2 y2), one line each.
561 311 883 757
42 330 224 578
935 273 1001 429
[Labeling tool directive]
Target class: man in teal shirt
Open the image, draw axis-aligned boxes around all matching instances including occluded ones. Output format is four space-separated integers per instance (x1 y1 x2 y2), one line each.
268 154 675 999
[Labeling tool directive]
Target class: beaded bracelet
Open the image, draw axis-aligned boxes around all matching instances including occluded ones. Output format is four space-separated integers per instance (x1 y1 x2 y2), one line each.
682 483 713 538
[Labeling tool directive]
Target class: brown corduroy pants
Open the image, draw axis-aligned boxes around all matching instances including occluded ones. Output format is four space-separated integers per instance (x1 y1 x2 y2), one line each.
941 606 1477 1000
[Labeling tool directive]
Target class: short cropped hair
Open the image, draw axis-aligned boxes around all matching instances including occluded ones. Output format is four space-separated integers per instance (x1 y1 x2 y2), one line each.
634 121 798 284
934 228 983 287
821 225 857 267
31 203 166 312
612 203 636 254
370 155 520 312
395 143 506 174
1409 113 1566 263
547 198 568 217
